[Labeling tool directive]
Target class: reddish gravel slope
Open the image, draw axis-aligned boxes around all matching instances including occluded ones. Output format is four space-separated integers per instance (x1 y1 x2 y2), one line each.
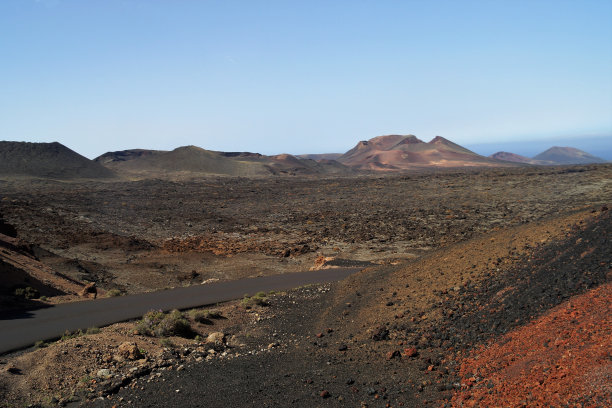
451 282 611 407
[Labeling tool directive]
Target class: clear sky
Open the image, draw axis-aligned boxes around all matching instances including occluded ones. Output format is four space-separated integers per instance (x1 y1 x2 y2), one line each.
1 0 611 159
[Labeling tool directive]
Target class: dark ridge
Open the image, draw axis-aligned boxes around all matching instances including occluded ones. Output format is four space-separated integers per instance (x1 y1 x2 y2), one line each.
0 141 115 179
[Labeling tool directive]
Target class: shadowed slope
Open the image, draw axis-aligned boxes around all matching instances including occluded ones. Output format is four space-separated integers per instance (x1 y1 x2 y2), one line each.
97 146 353 178
0 142 115 179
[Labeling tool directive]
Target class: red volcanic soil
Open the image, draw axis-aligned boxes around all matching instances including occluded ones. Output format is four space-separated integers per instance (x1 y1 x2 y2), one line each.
451 281 611 407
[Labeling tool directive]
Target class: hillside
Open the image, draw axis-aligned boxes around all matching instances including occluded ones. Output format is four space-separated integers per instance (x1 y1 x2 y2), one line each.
534 146 607 164
0 141 115 179
96 146 354 178
297 153 343 161
489 151 554 165
337 135 511 170
94 149 166 164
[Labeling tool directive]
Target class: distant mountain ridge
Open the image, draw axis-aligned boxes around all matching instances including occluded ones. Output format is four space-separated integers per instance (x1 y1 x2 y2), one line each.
533 146 607 164
95 145 354 177
297 153 342 161
2 137 608 180
337 135 510 170
0 141 115 179
490 146 606 165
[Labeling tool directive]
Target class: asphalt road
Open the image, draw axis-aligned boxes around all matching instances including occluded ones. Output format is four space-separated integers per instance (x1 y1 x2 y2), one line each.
0 268 360 354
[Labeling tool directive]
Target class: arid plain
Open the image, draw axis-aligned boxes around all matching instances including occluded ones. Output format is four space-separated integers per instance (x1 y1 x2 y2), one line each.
1 161 610 407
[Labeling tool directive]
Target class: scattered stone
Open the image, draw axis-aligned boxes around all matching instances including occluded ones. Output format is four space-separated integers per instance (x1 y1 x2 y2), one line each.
206 332 225 345
371 326 390 341
97 369 113 378
226 335 245 348
320 390 330 398
315 332 324 338
386 350 401 360
404 347 418 357
338 344 348 351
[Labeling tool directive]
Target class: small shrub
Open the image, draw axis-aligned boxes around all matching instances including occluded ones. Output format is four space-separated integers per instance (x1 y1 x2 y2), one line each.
136 309 165 336
86 327 100 335
188 309 211 324
136 309 195 338
35 340 47 349
241 295 252 308
206 309 222 319
39 295 48 301
155 310 194 338
252 291 269 306
241 292 269 308
106 289 122 297
160 338 174 348
79 375 93 385
61 329 83 341
14 286 39 299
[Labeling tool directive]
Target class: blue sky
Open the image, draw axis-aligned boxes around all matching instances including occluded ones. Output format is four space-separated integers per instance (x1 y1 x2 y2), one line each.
1 0 611 159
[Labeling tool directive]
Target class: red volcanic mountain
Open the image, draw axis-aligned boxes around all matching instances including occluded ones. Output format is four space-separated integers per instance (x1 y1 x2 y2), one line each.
337 135 508 170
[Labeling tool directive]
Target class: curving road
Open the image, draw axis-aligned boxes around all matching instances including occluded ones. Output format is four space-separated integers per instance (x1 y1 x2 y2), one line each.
0 268 360 355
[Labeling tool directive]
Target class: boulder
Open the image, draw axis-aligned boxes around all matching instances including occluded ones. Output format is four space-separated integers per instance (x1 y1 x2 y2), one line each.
117 342 143 360
79 282 97 299
206 332 225 345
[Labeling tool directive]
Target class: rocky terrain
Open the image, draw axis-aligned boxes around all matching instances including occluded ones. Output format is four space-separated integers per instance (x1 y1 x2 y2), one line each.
0 164 610 407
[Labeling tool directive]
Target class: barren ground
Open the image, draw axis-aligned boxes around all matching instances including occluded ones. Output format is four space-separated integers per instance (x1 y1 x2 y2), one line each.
0 164 610 407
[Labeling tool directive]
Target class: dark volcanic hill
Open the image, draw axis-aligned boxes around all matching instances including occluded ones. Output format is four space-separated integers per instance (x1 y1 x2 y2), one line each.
0 141 115 179
533 146 607 164
337 135 510 170
94 149 166 164
297 153 343 161
96 146 353 177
